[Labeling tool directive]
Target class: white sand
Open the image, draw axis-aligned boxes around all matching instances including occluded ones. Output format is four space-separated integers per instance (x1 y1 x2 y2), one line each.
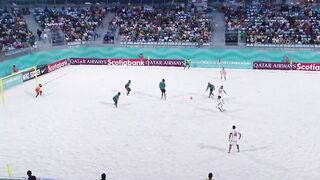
1 66 320 180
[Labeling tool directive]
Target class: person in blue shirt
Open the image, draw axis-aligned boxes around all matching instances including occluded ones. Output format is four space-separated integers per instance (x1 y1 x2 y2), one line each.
113 92 121 108
125 80 131 96
159 79 166 100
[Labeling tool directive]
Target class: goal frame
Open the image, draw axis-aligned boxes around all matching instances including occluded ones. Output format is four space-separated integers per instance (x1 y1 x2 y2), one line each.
0 66 39 104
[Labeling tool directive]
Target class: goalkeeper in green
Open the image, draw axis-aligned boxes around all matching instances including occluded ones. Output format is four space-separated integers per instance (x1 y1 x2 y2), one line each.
184 59 191 69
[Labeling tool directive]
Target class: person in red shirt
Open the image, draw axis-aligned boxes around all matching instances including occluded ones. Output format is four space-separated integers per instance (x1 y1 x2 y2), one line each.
12 65 19 73
35 84 42 98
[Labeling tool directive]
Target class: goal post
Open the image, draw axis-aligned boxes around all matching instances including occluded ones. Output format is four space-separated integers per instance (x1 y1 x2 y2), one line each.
0 78 4 104
0 66 39 104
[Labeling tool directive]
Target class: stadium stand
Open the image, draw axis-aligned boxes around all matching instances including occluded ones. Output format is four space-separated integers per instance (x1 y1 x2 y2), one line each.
112 5 212 46
0 8 35 53
33 6 106 43
224 1 320 46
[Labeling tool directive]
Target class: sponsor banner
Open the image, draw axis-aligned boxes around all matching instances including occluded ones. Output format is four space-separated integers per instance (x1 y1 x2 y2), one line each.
2 73 23 90
192 60 252 69
253 61 297 70
70 58 144 66
145 59 185 67
70 58 185 67
296 63 320 71
48 59 68 73
22 65 48 82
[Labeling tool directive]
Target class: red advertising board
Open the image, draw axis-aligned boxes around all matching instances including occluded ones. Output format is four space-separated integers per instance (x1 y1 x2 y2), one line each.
296 63 320 71
253 61 320 71
145 59 185 67
70 58 144 66
253 61 297 70
70 58 185 67
48 59 68 73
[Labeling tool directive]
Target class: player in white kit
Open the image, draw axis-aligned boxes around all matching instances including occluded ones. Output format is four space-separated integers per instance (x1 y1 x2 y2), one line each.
216 95 224 112
228 125 241 153
220 67 227 80
218 86 227 98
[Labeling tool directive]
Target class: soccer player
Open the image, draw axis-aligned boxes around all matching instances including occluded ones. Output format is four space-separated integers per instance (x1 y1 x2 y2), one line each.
113 92 121 108
184 59 191 69
205 82 215 98
35 84 42 98
159 79 166 100
220 67 227 80
125 80 131 96
216 95 224 112
218 85 227 98
228 125 242 153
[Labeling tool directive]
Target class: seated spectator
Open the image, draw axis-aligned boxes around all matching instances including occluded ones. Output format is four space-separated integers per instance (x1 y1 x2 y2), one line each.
224 1 320 45
33 6 106 42
12 65 18 73
112 5 212 44
103 31 114 43
0 8 35 52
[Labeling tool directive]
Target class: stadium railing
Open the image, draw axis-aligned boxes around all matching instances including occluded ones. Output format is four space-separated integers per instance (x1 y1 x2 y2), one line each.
246 43 320 49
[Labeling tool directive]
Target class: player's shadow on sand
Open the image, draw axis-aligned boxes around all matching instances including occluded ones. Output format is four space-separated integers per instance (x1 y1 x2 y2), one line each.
223 108 243 113
100 101 114 107
25 91 53 98
134 91 160 99
100 101 131 108
198 107 215 112
241 146 268 152
198 144 226 153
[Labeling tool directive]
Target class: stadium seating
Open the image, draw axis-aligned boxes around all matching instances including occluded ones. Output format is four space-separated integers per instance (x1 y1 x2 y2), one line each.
111 5 212 45
0 8 35 53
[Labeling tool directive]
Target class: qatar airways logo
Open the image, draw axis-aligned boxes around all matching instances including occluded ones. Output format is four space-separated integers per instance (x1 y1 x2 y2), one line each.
48 59 68 72
146 59 185 67
296 63 320 71
253 62 296 70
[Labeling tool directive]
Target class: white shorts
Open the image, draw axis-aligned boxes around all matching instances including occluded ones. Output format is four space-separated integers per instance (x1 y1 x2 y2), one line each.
229 140 238 145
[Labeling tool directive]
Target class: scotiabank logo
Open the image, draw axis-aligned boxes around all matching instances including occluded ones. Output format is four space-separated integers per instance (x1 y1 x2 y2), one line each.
296 63 320 71
48 59 68 72
107 59 144 66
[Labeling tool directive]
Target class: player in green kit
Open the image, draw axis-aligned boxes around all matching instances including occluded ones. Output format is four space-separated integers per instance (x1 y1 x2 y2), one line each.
113 92 121 108
159 79 166 100
125 80 131 96
205 82 215 98
184 59 191 69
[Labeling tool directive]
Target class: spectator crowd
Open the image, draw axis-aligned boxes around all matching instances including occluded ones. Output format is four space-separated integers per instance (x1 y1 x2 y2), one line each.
224 1 320 45
33 6 106 42
0 8 35 53
111 5 211 44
